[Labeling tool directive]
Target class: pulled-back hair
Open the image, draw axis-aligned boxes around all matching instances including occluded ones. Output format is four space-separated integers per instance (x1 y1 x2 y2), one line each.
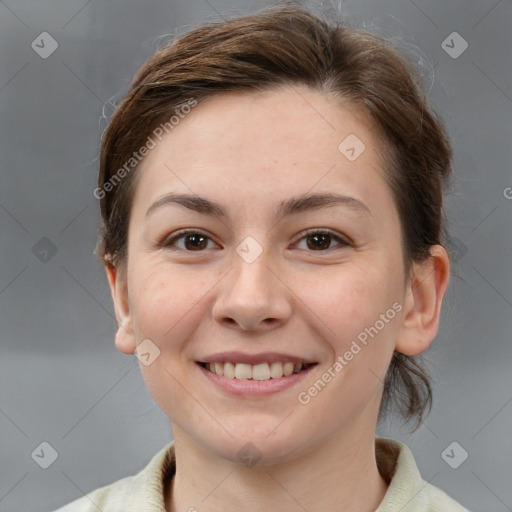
96 3 453 430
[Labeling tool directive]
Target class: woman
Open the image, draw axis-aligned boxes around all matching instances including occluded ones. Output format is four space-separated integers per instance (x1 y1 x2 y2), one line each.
56 4 470 511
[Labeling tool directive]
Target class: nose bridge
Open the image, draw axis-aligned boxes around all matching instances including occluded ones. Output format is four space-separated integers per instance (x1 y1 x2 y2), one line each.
212 236 291 331
232 247 272 298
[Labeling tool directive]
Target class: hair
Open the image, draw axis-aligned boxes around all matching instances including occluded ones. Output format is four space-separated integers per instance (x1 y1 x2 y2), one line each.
95 2 453 431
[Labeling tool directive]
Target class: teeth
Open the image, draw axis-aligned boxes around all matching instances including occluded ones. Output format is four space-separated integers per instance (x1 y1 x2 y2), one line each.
252 363 271 381
202 361 310 380
234 363 252 380
270 362 285 379
283 362 295 376
214 362 224 376
223 362 235 379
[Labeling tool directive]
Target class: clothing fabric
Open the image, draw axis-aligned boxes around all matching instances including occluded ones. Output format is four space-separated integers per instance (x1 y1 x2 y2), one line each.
54 437 470 511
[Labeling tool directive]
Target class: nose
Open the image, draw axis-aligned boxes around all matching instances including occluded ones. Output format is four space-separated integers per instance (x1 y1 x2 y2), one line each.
211 248 292 333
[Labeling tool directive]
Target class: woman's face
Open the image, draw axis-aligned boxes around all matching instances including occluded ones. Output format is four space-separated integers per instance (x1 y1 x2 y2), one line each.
112 85 411 464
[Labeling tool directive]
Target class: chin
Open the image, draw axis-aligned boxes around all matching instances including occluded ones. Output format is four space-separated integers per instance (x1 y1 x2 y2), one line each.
203 427 310 467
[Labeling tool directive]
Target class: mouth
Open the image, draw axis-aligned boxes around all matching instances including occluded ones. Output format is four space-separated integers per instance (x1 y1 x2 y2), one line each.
197 361 318 381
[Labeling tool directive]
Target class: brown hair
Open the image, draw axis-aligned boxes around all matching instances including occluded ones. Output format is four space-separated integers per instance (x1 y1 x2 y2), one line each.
95 3 452 430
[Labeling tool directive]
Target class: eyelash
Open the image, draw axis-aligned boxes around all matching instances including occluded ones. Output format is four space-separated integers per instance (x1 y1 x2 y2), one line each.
161 228 351 253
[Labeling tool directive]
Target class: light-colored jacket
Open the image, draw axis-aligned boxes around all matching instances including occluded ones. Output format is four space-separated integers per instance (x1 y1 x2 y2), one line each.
54 437 471 511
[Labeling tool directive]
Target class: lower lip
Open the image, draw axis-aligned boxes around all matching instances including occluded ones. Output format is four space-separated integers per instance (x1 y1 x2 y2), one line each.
197 363 317 397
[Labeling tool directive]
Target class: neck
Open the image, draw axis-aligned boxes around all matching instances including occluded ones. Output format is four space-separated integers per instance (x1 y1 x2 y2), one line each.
166 425 388 512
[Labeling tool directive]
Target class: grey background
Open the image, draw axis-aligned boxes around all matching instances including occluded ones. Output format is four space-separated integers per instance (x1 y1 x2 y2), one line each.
1 0 511 511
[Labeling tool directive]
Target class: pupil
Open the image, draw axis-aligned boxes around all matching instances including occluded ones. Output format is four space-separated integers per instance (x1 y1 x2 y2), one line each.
183 234 331 251
308 234 330 250
186 234 207 250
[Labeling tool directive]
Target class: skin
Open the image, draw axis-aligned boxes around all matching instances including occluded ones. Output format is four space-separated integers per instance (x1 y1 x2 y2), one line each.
106 84 450 512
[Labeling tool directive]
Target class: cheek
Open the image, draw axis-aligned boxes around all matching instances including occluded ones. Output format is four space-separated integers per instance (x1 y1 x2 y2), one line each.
302 264 400 382
128 260 210 341
127 263 209 417
298 271 400 425
304 264 397 335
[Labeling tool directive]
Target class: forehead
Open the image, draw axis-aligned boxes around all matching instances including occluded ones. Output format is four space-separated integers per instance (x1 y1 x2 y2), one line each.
130 85 394 221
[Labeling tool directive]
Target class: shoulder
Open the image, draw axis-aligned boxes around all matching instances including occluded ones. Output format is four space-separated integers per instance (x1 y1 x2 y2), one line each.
375 437 472 512
53 474 134 512
420 483 473 512
53 442 176 512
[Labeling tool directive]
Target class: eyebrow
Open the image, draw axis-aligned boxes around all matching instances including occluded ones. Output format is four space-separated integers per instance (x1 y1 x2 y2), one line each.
145 191 372 220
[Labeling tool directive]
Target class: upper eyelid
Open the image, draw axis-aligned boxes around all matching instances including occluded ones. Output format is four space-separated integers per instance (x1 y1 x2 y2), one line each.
297 228 350 244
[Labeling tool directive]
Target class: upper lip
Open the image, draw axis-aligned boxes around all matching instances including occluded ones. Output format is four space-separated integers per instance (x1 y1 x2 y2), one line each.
197 351 317 365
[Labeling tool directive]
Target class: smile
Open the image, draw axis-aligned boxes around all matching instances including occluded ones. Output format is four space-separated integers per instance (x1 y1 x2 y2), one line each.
199 361 317 381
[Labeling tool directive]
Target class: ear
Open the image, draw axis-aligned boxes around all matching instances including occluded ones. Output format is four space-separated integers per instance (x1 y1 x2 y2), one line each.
105 262 137 355
395 245 450 356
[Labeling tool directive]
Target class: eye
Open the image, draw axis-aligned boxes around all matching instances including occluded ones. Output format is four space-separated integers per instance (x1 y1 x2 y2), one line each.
162 229 218 251
161 228 350 252
293 229 350 251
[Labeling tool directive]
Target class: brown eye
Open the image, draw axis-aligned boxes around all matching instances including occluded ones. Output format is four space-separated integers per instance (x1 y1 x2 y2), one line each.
162 228 349 253
163 230 216 251
182 233 209 250
295 229 350 251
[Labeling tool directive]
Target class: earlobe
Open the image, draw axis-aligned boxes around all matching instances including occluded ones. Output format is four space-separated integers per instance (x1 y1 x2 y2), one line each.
105 263 137 355
395 245 450 356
